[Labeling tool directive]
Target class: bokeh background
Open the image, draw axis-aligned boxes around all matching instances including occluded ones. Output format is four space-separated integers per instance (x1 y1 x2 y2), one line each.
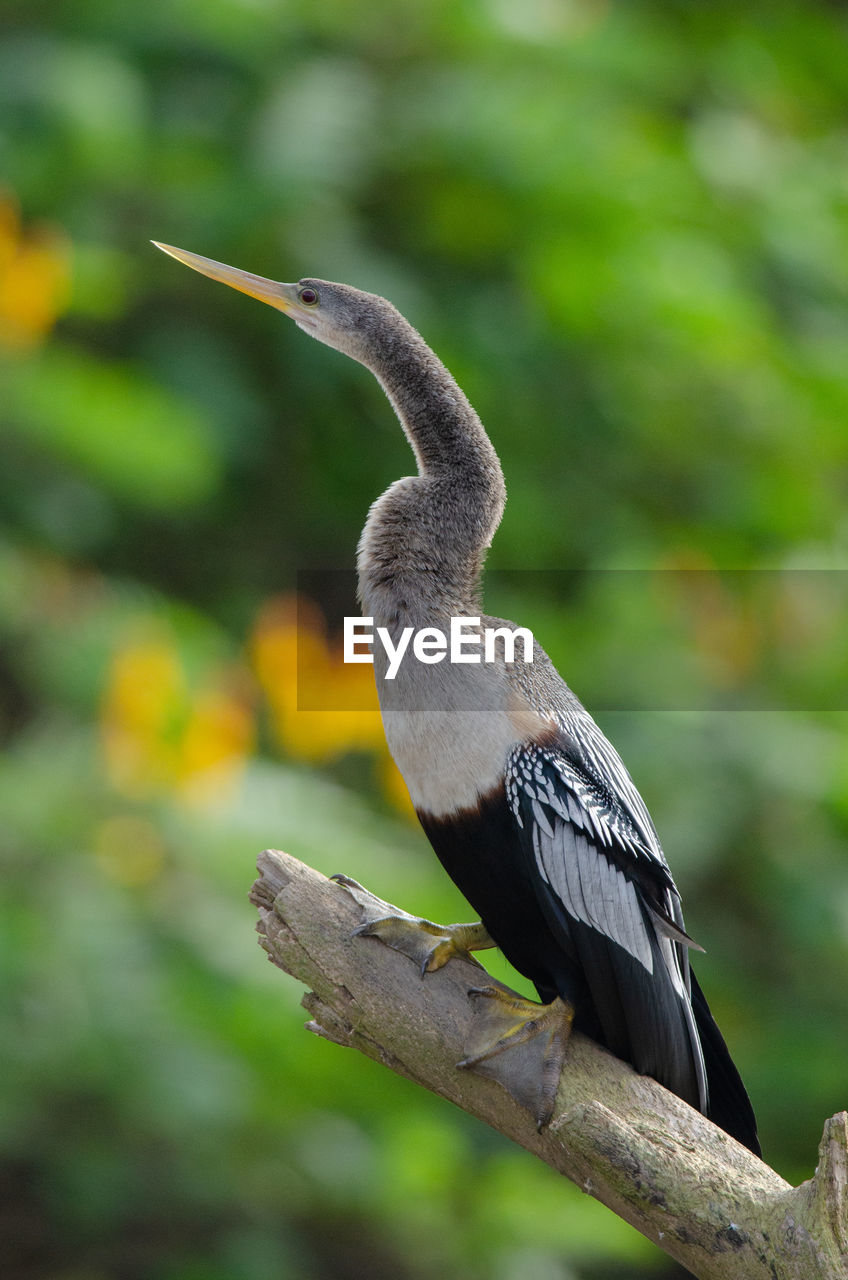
2 2 848 1277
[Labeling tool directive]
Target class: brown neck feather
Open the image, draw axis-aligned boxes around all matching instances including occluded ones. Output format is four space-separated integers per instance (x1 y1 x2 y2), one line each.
356 314 506 625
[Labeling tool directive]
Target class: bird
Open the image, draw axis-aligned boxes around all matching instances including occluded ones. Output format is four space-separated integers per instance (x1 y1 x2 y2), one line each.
153 241 760 1156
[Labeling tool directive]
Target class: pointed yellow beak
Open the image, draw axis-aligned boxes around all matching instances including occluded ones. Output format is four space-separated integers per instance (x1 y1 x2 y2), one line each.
152 242 298 313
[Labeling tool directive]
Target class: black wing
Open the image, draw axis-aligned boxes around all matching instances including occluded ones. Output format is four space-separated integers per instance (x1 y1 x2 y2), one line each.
505 724 708 1111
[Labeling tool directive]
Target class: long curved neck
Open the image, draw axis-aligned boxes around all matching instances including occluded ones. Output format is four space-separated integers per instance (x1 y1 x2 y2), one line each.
373 325 494 481
356 317 506 625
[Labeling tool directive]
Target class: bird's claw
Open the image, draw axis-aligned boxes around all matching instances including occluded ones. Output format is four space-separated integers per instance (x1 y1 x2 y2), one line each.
332 875 494 974
458 987 574 1130
352 912 492 976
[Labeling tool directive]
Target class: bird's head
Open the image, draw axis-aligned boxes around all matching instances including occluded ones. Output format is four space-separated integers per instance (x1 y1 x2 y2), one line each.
152 242 401 366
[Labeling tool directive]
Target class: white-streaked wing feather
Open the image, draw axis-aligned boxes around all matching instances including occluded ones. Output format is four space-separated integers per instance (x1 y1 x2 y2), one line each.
559 709 666 866
505 739 707 1112
506 742 670 977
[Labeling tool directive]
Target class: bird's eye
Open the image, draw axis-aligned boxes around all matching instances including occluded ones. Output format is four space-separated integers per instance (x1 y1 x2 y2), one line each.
298 287 319 306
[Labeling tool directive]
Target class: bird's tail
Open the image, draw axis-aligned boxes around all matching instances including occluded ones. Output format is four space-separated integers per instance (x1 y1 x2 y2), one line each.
690 970 760 1157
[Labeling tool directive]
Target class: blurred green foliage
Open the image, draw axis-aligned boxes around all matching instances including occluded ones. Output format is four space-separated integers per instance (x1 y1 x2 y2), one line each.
2 2 848 1277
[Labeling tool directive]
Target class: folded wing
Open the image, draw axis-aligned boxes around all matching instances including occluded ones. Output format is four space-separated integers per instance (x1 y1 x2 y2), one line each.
506 728 708 1111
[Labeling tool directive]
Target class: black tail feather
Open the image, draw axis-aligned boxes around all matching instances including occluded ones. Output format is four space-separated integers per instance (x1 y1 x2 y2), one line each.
690 969 760 1157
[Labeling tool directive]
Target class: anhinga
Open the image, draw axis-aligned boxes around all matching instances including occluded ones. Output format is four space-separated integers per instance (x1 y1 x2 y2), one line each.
154 241 760 1156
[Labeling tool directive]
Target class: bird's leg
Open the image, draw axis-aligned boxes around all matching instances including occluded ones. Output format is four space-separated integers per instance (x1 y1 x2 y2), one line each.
458 987 575 1130
356 915 494 975
332 874 495 975
333 876 572 1127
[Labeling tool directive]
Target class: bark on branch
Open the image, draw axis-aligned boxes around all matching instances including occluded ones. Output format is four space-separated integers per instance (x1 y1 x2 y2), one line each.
250 849 847 1280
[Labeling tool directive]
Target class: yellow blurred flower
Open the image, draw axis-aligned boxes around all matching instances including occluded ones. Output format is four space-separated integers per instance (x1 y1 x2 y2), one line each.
101 624 254 807
252 595 414 817
252 595 383 758
101 632 186 794
0 193 71 350
176 671 255 806
101 597 414 818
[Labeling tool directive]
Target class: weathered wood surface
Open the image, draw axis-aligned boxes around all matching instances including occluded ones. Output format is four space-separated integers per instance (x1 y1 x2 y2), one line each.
250 849 847 1280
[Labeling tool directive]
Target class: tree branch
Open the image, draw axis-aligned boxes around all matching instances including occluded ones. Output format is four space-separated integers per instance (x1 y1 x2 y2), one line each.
250 849 847 1280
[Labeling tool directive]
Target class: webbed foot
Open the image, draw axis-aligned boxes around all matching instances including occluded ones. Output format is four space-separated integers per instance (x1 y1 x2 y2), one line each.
332 874 494 976
459 986 574 1130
